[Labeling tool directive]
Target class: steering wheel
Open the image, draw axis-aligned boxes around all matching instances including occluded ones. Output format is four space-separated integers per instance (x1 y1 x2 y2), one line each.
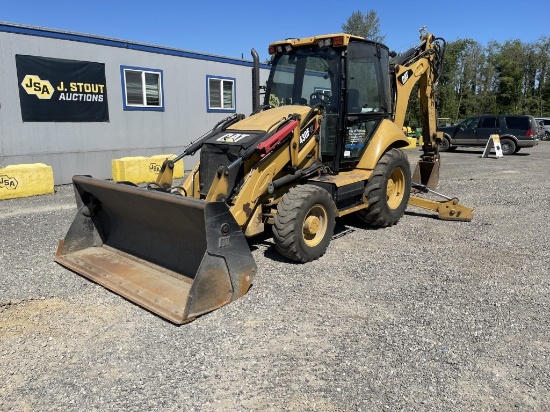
310 92 331 106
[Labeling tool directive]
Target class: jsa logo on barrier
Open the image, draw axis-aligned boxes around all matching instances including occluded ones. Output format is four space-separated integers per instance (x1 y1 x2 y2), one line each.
149 163 161 173
21 75 54 99
0 175 18 190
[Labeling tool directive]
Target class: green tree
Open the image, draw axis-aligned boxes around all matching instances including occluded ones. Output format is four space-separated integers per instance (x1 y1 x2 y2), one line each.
478 41 499 114
437 39 482 122
341 10 385 43
494 40 526 113
533 36 550 116
458 40 487 117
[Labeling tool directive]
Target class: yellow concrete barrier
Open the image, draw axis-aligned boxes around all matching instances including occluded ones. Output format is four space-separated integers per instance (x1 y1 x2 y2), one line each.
0 163 54 200
404 137 417 149
112 154 184 184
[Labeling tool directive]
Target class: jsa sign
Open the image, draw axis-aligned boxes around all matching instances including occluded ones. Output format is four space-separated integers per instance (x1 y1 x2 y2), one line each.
0 175 18 190
16 55 109 122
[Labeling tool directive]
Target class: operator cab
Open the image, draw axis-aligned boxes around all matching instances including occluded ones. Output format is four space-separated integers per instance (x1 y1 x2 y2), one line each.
265 34 391 171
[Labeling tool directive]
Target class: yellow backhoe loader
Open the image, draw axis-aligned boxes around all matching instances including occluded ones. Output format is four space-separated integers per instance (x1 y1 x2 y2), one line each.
56 31 473 324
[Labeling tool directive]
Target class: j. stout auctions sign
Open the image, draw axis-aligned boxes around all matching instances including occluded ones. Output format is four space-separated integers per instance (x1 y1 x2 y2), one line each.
16 55 109 122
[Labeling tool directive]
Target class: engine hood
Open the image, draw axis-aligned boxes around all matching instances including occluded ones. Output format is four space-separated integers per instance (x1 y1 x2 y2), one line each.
227 105 314 132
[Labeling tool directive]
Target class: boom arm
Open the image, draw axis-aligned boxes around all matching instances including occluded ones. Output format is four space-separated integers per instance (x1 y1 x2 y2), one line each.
391 33 472 219
391 32 446 188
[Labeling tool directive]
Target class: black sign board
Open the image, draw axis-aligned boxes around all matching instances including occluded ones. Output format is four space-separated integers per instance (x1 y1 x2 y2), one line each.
16 55 109 122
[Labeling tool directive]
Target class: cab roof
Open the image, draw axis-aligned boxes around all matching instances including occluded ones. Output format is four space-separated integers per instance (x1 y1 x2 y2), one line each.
268 33 387 52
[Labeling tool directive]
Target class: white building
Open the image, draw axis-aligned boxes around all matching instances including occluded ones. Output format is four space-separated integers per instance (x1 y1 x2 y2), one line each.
0 22 269 184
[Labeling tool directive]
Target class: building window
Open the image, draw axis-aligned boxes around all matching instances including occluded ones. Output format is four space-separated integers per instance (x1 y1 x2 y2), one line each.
207 75 235 113
121 66 164 111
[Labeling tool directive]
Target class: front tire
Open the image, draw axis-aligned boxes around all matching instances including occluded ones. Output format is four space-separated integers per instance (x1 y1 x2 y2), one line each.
273 184 337 263
500 138 516 155
356 148 411 227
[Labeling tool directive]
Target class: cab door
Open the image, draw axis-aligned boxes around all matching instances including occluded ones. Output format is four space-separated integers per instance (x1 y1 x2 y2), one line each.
338 41 390 170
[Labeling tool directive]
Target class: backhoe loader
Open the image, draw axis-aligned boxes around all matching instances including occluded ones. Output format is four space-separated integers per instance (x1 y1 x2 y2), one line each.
56 31 473 324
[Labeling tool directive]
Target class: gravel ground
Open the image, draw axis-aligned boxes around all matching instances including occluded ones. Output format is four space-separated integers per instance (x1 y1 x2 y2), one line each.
1 143 549 411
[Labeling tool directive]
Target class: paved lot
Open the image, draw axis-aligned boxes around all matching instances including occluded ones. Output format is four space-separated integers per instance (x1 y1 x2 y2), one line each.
1 142 549 411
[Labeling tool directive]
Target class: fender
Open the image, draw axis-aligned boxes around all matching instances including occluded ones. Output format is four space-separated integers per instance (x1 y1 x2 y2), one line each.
355 119 410 170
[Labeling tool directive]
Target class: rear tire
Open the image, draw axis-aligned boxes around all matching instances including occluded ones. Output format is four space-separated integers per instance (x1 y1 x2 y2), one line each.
356 148 411 227
500 139 516 155
273 185 336 263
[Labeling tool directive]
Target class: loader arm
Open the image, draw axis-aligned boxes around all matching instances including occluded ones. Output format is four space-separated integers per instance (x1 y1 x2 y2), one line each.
155 113 245 189
206 111 322 232
204 117 301 204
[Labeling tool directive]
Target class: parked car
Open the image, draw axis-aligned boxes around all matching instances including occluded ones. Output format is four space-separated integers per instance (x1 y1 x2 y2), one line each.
535 117 550 141
438 114 540 155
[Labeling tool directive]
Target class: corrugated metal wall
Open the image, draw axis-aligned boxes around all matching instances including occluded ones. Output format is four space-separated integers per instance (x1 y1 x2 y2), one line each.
0 24 269 184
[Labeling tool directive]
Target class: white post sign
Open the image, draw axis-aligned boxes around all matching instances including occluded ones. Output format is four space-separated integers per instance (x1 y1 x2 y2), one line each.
482 134 503 158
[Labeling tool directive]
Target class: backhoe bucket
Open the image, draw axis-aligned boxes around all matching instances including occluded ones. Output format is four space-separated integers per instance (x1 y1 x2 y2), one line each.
412 159 440 190
55 176 256 324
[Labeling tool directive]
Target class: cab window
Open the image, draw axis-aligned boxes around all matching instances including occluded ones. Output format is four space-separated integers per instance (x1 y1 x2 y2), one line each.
346 42 387 114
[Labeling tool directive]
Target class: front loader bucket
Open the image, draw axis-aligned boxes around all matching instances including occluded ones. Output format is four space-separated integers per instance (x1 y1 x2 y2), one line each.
412 159 440 190
55 176 256 324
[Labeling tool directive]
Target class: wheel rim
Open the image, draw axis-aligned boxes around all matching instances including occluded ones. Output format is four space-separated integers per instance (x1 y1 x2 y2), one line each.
387 167 406 209
302 205 328 247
